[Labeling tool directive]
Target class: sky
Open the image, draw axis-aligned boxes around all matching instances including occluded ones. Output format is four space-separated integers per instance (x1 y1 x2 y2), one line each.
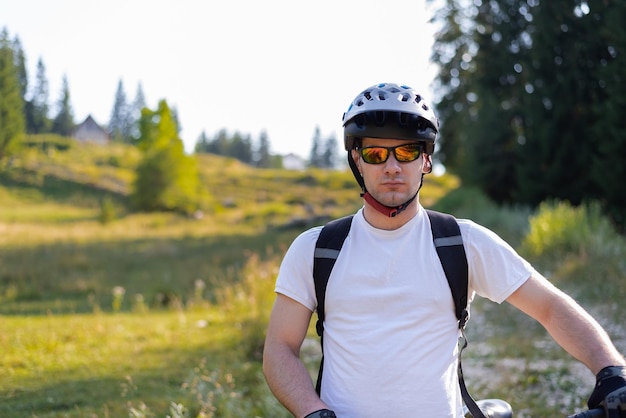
1 0 441 158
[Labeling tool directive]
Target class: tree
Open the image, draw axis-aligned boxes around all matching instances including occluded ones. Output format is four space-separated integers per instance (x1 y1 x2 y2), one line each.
429 0 626 228
255 130 272 168
131 99 199 214
51 75 74 136
195 130 210 153
321 134 339 169
308 126 323 168
108 79 132 142
229 132 253 164
0 28 25 160
25 57 51 133
12 35 27 99
587 0 626 230
194 129 257 165
128 82 146 140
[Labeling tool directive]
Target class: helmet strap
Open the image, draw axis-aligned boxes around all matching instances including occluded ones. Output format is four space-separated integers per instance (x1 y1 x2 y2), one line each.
348 150 425 218
362 190 419 218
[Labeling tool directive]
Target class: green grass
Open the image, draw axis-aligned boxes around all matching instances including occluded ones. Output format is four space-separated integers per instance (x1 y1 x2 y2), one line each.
1 138 624 417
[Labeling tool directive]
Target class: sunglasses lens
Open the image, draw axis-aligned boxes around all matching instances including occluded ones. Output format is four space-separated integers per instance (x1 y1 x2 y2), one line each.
361 147 389 164
360 144 422 164
395 145 421 162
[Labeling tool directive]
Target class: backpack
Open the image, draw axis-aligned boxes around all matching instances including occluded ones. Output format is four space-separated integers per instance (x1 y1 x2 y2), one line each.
312 209 485 418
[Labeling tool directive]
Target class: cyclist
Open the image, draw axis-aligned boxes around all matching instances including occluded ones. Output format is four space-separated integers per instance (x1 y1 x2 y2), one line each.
262 83 626 417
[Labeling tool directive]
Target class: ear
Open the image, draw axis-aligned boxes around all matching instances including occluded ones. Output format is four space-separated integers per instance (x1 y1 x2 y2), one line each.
423 154 433 174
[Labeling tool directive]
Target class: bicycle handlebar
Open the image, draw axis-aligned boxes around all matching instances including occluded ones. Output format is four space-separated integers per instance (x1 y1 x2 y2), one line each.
566 407 605 418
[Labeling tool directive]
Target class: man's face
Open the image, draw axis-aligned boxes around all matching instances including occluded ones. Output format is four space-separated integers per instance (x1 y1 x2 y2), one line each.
352 137 429 208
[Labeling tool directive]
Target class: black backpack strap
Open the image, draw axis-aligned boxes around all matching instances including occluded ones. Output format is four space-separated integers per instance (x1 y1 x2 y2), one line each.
313 215 354 395
425 209 469 329
426 209 485 418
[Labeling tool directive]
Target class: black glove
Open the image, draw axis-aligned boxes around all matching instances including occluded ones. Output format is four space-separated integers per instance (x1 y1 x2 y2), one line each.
304 409 337 418
587 366 626 416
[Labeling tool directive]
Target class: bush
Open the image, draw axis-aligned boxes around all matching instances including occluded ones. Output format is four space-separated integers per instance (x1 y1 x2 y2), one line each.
520 201 626 305
521 201 614 260
98 195 117 224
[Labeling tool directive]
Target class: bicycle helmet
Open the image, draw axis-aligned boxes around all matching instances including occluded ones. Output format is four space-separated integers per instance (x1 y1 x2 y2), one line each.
342 83 439 217
343 83 438 153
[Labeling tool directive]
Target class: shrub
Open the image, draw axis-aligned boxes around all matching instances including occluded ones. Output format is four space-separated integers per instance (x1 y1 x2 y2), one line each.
520 201 626 305
521 201 613 260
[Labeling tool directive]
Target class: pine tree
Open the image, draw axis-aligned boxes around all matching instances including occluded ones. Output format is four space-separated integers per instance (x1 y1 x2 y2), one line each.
26 57 51 133
0 28 25 160
230 132 253 164
12 36 27 99
308 126 323 167
321 134 338 169
255 130 271 168
429 0 625 216
128 82 146 140
587 0 626 230
108 79 131 142
51 75 74 136
194 130 210 153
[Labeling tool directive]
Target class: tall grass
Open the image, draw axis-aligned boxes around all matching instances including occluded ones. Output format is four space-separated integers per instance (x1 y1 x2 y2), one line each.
463 200 626 417
2 140 625 417
520 201 626 308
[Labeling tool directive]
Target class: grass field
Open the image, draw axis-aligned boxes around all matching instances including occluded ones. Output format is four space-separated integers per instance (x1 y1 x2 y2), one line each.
1 138 625 417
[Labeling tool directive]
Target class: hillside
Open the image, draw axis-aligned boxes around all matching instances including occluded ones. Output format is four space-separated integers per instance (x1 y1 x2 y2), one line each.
2 137 624 417
0 136 459 316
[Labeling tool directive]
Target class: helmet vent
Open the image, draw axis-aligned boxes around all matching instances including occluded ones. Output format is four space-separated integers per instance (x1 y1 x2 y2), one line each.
374 111 386 125
400 93 411 102
364 91 372 101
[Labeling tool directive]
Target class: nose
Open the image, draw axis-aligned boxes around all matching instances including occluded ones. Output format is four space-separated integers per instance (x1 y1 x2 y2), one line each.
383 152 402 173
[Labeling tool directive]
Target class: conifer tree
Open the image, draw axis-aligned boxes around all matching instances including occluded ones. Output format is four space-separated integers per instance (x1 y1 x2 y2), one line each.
51 75 74 136
0 28 25 160
255 130 271 168
308 126 323 168
12 36 27 99
129 82 146 140
26 57 51 133
321 134 338 169
429 0 626 228
108 79 131 142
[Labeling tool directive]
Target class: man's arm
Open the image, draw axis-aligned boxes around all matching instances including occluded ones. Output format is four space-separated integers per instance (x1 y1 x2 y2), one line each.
506 272 625 373
263 293 329 418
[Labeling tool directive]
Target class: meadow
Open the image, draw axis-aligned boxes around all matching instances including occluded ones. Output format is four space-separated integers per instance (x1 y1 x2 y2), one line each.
1 138 625 417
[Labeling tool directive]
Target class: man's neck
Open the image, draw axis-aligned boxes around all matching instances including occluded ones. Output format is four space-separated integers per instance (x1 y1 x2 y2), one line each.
362 200 420 231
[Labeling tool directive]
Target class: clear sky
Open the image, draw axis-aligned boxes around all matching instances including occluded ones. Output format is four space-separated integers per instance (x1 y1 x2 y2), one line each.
1 0 439 157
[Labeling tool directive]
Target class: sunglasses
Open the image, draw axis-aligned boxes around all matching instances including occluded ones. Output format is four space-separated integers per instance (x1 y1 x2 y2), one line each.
359 143 423 164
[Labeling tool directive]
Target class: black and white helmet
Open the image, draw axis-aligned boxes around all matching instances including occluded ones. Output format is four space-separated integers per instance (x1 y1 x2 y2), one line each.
342 83 438 154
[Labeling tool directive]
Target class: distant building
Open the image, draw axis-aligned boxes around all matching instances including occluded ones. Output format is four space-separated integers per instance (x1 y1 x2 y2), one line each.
282 153 306 170
72 115 110 144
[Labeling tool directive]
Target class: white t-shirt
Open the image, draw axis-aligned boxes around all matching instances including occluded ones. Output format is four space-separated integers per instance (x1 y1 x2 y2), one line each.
275 206 534 418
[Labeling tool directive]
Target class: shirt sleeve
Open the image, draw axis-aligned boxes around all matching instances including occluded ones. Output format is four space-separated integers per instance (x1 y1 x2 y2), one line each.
459 219 535 304
274 226 322 312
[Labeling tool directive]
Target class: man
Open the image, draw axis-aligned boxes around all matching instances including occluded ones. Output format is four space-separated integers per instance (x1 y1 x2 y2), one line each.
263 83 626 417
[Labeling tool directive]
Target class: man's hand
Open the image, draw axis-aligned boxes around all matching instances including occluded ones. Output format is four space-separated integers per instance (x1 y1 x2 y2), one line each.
587 366 626 417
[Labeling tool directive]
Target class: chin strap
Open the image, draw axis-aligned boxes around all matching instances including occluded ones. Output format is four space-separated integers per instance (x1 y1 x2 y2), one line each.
348 150 424 218
362 191 418 218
